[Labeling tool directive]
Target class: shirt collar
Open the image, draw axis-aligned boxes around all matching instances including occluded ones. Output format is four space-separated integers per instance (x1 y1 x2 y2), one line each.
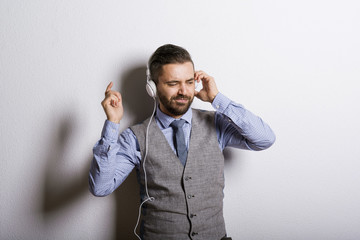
155 104 192 129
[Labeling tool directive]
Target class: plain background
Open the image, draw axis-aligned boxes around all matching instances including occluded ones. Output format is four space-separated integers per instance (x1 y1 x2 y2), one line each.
1 0 359 239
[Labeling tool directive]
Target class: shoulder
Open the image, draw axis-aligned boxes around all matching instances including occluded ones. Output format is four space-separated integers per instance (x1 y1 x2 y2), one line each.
192 108 215 118
128 116 155 144
129 117 152 131
192 108 215 116
191 108 216 127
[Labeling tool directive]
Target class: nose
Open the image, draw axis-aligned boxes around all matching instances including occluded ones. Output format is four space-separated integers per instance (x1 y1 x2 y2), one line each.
178 82 188 95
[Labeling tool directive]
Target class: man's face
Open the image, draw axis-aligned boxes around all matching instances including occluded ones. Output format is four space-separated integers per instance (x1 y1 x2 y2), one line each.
157 62 195 118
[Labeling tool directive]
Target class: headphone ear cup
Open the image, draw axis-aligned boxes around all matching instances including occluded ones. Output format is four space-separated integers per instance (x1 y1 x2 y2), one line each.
146 80 157 98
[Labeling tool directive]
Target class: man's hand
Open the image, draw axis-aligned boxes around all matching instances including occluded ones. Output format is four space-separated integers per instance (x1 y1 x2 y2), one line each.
194 71 219 103
101 82 124 124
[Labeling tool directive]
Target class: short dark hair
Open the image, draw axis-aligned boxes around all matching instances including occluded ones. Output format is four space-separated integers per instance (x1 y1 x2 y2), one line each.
148 44 194 83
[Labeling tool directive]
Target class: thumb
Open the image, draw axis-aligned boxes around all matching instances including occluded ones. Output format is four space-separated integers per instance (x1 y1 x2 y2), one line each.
194 89 204 100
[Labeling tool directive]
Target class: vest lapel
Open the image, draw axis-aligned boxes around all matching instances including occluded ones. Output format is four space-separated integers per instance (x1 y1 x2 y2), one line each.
149 117 185 168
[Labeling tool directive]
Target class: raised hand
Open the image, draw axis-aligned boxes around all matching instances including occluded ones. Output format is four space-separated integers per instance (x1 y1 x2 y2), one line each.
194 71 219 103
101 82 124 123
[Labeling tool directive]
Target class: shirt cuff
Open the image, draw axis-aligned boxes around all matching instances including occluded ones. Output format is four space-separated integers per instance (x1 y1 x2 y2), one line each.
101 120 120 141
212 92 232 113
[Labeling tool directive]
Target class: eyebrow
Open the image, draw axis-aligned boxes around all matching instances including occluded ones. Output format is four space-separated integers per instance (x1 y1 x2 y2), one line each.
165 78 194 83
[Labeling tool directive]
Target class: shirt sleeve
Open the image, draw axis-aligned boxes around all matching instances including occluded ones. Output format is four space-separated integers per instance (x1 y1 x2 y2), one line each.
213 93 276 151
88 120 141 197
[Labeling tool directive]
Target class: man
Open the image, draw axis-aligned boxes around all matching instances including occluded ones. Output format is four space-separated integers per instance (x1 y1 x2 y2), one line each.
89 44 275 240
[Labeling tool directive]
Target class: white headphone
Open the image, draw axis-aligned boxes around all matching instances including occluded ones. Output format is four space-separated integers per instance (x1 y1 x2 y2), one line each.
146 67 157 98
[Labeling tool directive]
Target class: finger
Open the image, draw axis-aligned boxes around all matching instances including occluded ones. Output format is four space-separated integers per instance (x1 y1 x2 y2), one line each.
113 91 122 102
197 74 207 83
194 89 205 100
194 71 203 80
104 94 119 106
105 82 113 95
193 74 201 84
194 72 202 80
196 72 209 81
110 97 119 107
105 90 121 103
110 94 120 103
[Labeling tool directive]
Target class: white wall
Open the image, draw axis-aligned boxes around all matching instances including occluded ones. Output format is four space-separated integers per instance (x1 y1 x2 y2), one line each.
1 0 359 239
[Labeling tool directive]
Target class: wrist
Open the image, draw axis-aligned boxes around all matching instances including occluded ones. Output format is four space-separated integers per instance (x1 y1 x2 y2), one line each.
209 91 219 103
108 118 121 124
103 120 120 141
211 92 232 112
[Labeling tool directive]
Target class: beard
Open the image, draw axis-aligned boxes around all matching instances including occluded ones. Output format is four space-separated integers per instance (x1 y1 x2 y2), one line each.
158 92 194 117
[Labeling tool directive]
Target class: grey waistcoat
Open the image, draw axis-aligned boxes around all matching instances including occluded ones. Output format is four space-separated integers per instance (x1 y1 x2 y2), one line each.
130 109 226 240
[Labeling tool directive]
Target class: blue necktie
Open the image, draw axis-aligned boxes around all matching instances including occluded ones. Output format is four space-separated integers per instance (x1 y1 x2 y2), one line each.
170 119 187 166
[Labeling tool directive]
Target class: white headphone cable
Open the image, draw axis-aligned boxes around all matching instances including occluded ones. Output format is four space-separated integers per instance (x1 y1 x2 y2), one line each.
134 96 156 240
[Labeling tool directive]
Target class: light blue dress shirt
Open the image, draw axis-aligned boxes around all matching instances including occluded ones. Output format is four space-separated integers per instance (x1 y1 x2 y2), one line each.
89 93 275 196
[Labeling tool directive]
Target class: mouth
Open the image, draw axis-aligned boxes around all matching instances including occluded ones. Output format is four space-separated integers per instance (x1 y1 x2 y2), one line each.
173 96 190 105
175 98 188 104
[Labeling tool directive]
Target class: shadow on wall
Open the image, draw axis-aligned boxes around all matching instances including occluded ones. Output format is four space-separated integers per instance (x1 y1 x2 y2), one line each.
42 116 89 216
120 65 154 124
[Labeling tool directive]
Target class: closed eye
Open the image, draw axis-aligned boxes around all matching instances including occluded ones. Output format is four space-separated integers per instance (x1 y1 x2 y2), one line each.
165 78 195 86
186 79 195 85
166 81 178 86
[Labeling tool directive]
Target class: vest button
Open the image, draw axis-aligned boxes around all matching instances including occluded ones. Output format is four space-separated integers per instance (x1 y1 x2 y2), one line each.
191 232 198 236
185 176 192 181
190 213 197 218
187 195 195 199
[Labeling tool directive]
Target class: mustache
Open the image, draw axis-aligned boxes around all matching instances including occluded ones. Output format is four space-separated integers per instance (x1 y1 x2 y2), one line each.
172 95 191 100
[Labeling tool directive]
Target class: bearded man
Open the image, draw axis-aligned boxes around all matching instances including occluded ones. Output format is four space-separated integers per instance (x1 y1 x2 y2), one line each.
89 44 275 240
